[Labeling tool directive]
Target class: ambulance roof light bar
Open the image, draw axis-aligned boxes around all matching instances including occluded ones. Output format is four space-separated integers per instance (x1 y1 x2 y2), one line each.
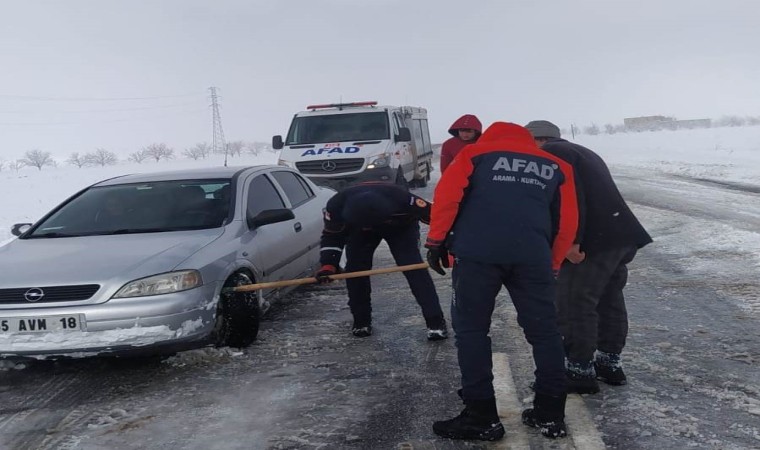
306 101 378 111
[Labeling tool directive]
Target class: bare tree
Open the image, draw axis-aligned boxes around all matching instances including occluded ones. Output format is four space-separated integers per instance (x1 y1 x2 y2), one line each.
9 159 26 172
143 143 174 162
227 140 245 157
197 142 211 158
583 123 600 136
715 115 746 127
22 149 54 170
128 150 148 164
183 142 211 160
85 148 118 167
248 141 270 155
67 152 88 168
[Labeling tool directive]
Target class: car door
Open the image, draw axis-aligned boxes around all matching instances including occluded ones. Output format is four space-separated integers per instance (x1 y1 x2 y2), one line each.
269 170 322 278
242 173 299 284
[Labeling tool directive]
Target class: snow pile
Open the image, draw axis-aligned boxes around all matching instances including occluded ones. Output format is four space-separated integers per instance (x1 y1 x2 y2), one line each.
0 325 176 355
162 346 244 367
0 359 27 371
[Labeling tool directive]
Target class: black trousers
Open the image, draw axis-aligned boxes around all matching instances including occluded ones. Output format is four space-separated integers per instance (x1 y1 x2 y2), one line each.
452 259 567 399
344 222 444 327
556 245 638 364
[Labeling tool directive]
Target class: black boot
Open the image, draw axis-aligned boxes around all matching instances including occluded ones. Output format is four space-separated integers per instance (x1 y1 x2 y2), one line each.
426 317 449 341
521 392 567 438
433 398 505 441
595 351 627 385
351 325 372 337
566 360 600 394
351 319 372 338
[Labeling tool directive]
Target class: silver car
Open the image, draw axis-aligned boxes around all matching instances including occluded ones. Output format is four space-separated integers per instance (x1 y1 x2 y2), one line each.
0 166 334 358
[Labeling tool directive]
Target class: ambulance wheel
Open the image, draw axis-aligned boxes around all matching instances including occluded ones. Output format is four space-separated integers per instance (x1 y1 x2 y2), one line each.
212 272 261 348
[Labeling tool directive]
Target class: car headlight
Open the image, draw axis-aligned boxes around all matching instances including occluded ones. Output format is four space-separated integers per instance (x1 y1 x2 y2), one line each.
277 159 293 167
113 270 202 298
367 154 390 169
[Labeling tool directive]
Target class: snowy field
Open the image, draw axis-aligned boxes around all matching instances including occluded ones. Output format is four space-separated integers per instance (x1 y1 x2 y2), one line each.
578 126 760 184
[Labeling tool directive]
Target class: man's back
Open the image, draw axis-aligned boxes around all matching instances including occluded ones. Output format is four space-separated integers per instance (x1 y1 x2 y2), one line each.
429 123 578 270
541 139 651 252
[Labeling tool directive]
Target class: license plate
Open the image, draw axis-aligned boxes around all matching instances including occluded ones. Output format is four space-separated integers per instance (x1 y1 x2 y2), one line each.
0 315 84 333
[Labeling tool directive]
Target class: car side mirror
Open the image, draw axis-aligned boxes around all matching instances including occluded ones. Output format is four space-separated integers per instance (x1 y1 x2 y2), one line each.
11 223 32 237
395 127 412 143
247 208 294 229
272 135 284 150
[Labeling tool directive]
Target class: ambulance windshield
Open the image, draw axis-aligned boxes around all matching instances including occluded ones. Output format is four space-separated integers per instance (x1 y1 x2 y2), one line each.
285 112 389 145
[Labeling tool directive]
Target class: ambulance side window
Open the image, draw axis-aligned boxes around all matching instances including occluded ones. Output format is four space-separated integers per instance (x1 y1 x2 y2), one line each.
392 112 405 135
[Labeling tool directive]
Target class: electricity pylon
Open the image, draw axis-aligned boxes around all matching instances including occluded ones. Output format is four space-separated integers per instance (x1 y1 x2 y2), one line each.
209 87 228 167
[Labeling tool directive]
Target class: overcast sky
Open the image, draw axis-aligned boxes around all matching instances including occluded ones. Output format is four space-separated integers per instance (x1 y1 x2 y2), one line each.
1 0 759 158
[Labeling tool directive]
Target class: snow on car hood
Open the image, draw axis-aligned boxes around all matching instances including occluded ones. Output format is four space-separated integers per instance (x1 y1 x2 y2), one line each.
0 229 224 288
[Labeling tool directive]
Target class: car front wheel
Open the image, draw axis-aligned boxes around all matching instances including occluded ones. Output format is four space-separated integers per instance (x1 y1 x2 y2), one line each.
212 272 261 348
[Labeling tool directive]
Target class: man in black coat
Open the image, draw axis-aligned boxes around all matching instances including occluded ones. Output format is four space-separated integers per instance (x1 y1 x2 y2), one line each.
315 182 448 340
526 120 653 394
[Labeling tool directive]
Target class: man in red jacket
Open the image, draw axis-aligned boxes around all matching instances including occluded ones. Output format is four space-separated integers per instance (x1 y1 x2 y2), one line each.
440 114 482 173
426 122 578 441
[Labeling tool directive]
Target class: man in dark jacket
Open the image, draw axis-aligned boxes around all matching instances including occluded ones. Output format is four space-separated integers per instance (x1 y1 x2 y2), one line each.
316 182 448 340
440 114 482 173
426 122 579 440
525 120 653 394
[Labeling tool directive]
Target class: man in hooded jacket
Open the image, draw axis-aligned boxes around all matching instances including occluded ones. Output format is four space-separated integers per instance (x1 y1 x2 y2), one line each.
525 120 653 394
426 122 579 440
440 114 482 173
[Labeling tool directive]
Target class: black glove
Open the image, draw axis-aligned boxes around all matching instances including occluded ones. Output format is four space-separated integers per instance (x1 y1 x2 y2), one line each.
425 246 450 276
315 264 338 284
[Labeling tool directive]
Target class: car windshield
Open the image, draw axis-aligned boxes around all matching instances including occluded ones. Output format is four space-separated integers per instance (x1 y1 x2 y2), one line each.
26 179 233 238
285 111 389 145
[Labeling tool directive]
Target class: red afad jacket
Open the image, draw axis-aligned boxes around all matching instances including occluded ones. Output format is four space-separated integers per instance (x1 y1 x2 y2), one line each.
427 122 578 271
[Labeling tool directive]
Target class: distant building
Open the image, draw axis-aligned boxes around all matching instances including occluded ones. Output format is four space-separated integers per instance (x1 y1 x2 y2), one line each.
675 119 711 129
623 115 674 131
623 115 712 131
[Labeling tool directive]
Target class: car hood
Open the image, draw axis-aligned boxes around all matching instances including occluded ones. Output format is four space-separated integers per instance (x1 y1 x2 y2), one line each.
0 229 224 288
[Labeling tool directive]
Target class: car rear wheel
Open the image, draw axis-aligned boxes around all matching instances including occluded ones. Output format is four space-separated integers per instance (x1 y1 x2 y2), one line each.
212 272 261 348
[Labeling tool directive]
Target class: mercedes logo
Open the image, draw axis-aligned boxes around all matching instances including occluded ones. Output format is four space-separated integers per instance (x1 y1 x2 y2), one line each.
24 288 45 303
321 160 337 172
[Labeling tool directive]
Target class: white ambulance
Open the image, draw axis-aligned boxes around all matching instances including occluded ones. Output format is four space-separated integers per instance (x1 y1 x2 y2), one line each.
273 101 434 190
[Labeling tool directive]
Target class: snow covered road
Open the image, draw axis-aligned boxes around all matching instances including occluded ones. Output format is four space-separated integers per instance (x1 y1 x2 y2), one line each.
1 170 760 449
